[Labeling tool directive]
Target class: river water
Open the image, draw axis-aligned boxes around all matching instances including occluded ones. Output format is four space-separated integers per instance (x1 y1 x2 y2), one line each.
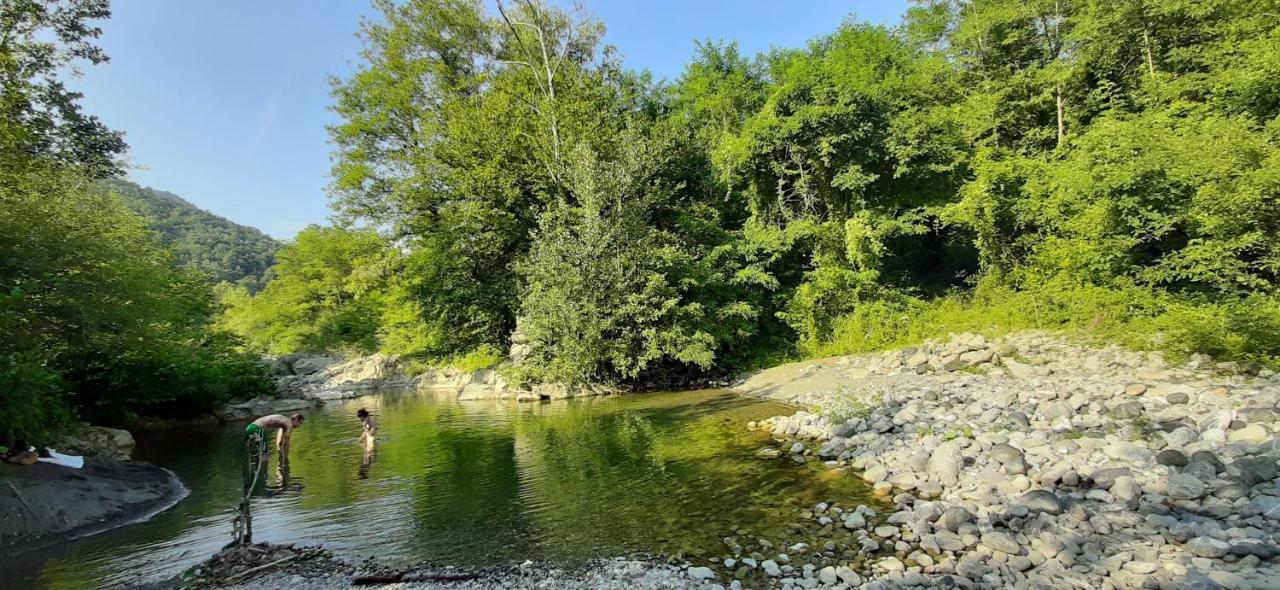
9 389 871 589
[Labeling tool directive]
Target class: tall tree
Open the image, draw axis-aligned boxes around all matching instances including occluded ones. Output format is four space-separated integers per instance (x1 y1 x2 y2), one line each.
0 0 125 176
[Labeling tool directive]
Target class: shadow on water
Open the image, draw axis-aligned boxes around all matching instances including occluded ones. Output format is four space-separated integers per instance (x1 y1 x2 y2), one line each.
4 389 873 589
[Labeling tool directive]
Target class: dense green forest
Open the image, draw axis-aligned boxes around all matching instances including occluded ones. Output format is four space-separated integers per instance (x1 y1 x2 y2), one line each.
222 0 1280 385
107 179 280 292
0 0 274 442
5 0 1280 441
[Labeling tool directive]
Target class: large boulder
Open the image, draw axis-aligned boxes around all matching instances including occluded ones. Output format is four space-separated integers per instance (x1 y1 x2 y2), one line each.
290 355 341 376
327 354 401 384
57 426 137 460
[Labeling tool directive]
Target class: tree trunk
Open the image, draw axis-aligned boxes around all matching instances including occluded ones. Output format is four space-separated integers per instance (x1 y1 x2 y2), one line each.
1142 29 1156 78
1056 85 1065 149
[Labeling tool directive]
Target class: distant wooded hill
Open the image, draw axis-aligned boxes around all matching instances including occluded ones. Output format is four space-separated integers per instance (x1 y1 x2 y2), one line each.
105 179 279 291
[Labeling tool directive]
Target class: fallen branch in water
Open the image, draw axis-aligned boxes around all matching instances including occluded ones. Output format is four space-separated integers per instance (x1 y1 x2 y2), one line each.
350 570 480 585
222 554 298 584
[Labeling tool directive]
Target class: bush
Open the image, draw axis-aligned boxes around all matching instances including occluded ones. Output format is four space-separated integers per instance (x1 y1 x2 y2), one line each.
0 354 73 444
450 345 504 373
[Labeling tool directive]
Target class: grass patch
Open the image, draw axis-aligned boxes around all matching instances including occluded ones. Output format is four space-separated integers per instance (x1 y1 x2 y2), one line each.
805 279 1280 368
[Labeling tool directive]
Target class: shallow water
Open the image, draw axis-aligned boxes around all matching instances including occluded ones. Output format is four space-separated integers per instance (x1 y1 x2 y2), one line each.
7 389 871 589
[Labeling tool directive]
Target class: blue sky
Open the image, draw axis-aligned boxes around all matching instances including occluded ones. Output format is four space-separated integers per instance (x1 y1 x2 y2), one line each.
76 1 908 239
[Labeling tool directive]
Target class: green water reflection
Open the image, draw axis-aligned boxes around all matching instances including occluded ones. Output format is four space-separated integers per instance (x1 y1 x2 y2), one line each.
9 389 871 589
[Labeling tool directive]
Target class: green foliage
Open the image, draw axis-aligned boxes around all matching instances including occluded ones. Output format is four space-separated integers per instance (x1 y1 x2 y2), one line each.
0 354 72 443
810 280 1280 367
0 0 125 176
105 179 280 291
220 226 387 354
0 2 272 439
514 143 716 384
0 162 274 436
250 0 1280 384
450 345 504 373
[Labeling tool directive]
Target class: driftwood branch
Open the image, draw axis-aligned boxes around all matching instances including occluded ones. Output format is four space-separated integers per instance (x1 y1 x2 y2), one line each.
223 554 299 584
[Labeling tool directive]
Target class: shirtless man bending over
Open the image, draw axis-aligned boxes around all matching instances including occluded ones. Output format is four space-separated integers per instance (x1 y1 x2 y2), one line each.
233 413 304 545
244 413 304 466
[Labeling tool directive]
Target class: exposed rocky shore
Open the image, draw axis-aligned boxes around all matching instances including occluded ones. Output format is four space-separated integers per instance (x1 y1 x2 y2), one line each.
728 332 1280 589
267 353 614 403
1 427 187 552
185 542 707 590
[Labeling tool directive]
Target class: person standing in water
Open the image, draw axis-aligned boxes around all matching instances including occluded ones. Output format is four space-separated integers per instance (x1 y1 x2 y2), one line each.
357 408 378 445
357 408 377 479
245 413 305 467
233 413 304 545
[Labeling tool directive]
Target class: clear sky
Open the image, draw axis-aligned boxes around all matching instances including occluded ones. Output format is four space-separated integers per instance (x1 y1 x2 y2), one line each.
76 1 909 239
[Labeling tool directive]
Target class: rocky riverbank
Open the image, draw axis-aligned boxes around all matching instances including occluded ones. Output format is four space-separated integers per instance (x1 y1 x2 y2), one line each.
1 428 187 552
268 353 614 402
729 331 1280 589
185 542 709 590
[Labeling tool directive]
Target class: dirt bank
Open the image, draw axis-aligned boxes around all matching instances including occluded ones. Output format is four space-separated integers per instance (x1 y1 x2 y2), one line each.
0 457 188 552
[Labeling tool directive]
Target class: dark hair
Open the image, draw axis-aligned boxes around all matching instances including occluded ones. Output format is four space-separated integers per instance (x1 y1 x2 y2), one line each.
291 413 305 423
357 408 369 418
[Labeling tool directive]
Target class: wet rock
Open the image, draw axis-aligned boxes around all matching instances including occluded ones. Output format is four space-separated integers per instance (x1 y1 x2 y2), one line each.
756 448 782 459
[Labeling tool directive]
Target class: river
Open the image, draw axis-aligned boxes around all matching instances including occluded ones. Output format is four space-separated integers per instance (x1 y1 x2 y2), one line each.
7 389 872 589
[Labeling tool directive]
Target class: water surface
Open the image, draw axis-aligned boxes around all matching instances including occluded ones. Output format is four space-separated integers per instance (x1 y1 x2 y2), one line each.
8 389 870 589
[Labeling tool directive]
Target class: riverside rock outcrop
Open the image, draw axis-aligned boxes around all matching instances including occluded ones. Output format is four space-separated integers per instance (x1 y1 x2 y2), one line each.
271 353 612 402
734 331 1280 589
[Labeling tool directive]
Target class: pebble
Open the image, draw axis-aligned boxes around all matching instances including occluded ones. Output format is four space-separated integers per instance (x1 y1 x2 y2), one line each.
687 566 715 581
